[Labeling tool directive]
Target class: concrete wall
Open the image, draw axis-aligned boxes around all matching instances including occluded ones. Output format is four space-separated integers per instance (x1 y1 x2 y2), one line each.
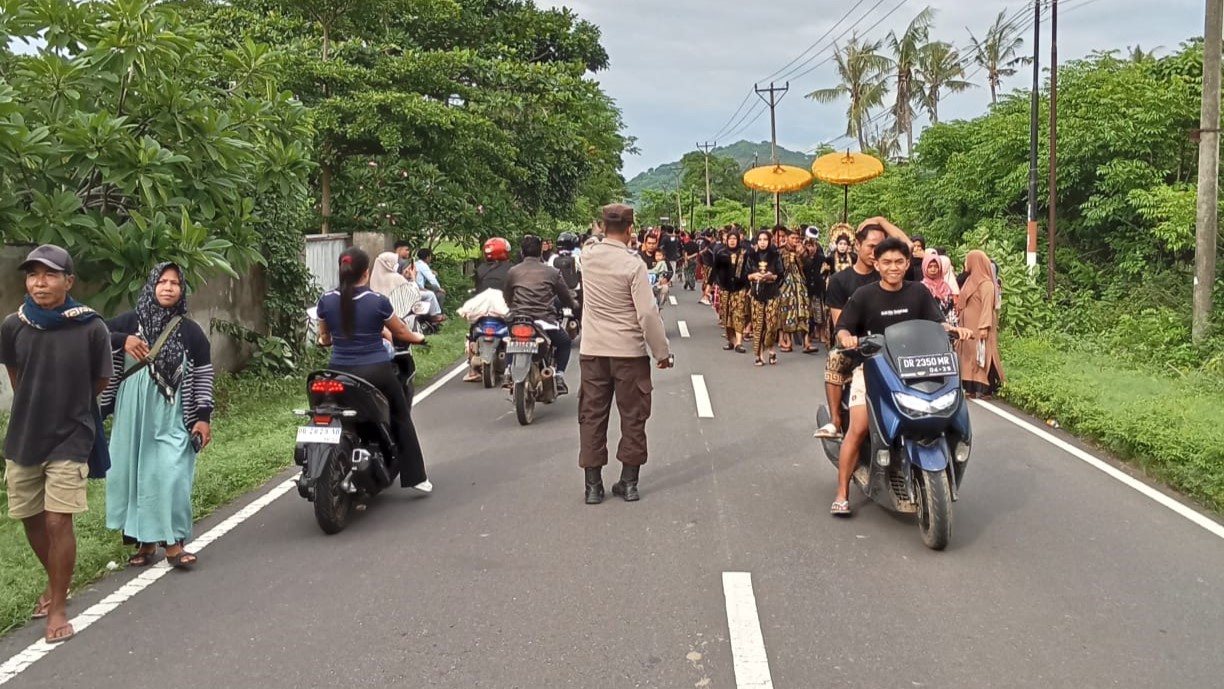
0 246 266 411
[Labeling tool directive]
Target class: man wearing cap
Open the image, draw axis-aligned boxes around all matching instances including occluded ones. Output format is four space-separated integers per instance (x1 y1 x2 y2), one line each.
577 204 673 504
1 245 113 644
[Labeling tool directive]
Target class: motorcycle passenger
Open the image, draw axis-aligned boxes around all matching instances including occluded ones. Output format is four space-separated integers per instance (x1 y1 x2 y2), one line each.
548 232 583 298
315 248 432 493
830 237 971 516
463 237 513 383
503 235 580 395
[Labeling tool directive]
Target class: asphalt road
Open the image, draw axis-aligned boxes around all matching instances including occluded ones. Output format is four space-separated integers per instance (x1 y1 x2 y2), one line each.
2 293 1222 689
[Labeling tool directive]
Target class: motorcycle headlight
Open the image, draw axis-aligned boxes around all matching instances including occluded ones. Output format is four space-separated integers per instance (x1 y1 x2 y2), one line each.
893 390 959 416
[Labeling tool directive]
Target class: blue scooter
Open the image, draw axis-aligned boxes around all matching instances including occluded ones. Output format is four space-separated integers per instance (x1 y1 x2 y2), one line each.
816 320 972 550
471 316 509 389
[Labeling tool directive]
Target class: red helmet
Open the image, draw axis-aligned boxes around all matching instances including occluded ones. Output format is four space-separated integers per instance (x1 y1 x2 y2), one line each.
483 237 511 261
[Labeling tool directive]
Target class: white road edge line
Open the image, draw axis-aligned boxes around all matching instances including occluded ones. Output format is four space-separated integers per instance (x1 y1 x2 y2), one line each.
678 320 691 338
722 572 774 689
0 360 470 686
973 399 1224 540
669 295 678 306
691 374 714 418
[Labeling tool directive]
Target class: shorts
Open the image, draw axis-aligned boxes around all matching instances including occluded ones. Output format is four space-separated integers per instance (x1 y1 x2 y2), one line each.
848 368 867 409
4 459 89 520
824 348 855 386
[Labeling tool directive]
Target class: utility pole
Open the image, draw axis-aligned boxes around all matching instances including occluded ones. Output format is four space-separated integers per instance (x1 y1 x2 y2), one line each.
749 153 759 230
1194 0 1223 341
675 170 684 231
1047 0 1058 297
1026 0 1041 271
755 82 790 225
696 141 716 208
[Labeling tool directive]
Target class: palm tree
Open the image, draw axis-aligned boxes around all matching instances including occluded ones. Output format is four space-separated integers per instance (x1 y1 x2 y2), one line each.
968 10 1028 105
1127 44 1162 63
917 41 975 124
805 35 892 152
887 7 934 157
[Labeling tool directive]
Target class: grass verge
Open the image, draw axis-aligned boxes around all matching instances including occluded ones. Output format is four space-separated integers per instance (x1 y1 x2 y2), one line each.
0 325 467 637
999 333 1224 514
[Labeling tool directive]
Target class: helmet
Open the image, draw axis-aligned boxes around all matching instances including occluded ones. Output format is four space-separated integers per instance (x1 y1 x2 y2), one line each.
482 237 511 261
557 232 579 251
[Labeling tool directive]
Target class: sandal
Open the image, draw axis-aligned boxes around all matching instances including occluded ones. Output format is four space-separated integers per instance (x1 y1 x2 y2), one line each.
769 353 777 365
813 423 842 439
723 343 734 351
128 546 158 568
780 346 793 353
830 500 852 517
32 595 50 620
754 358 764 367
734 345 746 354
164 543 198 570
44 622 75 644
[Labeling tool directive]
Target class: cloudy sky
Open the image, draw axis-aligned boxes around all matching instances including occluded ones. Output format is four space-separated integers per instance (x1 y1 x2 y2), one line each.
540 0 1205 178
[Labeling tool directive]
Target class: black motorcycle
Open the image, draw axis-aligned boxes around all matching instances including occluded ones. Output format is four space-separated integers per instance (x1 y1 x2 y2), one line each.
293 347 416 534
504 316 559 426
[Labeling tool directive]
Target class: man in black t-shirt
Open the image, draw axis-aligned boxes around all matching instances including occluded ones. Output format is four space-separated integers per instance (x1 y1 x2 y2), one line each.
828 237 971 516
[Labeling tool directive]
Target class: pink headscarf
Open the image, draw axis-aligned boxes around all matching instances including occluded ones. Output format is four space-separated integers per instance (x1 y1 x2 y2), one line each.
921 251 952 301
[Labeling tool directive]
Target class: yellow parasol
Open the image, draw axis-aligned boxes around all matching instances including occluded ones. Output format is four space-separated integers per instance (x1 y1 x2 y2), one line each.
811 151 885 222
742 164 814 194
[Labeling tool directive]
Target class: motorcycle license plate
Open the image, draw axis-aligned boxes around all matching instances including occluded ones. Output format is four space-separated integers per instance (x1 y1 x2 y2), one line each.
296 426 342 444
896 353 957 379
506 341 537 354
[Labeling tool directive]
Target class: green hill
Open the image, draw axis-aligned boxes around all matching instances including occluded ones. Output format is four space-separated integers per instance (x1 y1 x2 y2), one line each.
625 140 815 204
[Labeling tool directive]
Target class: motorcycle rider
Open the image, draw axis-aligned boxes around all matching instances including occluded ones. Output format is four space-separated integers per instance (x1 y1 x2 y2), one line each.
830 237 971 516
315 248 432 493
503 235 580 395
548 231 583 297
463 237 513 383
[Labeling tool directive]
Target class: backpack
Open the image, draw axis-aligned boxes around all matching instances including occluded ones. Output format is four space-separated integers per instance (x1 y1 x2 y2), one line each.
554 252 580 289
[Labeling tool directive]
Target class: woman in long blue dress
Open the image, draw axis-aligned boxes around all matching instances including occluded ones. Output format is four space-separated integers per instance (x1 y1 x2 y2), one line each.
101 263 214 569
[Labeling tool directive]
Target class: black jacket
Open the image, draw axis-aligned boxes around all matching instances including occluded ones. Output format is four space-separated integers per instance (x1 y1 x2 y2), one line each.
503 257 577 323
745 247 784 301
474 261 510 293
712 245 749 292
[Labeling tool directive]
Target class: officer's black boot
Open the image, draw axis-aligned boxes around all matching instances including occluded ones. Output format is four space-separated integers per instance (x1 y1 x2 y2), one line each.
611 464 640 502
584 468 604 505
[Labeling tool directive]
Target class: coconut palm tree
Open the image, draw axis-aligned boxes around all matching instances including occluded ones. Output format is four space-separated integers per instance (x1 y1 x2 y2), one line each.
1127 44 1162 63
887 7 935 157
917 41 975 124
805 35 892 152
968 10 1028 105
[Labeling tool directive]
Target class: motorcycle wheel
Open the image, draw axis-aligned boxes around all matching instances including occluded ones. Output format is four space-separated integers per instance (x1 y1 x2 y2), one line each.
916 468 953 551
314 437 354 535
482 360 496 388
513 380 535 425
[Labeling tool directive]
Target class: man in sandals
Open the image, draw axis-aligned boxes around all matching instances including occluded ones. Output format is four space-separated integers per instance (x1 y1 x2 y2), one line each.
1 245 113 643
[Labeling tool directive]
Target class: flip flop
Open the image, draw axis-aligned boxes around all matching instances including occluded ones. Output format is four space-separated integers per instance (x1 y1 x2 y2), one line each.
722 343 734 351
813 423 842 439
769 353 777 365
734 345 746 354
166 551 198 570
44 623 74 644
830 501 852 517
32 597 50 620
754 358 764 367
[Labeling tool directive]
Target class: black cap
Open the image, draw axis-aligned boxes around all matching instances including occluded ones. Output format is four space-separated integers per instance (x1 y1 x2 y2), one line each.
19 244 74 275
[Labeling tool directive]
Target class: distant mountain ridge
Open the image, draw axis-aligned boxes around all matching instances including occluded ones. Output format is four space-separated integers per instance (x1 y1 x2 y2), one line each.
625 140 815 204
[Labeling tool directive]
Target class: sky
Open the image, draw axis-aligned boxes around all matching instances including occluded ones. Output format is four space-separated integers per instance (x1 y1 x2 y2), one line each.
539 0 1206 178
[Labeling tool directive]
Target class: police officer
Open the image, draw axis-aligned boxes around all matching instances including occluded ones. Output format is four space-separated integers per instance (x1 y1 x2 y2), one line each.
577 205 673 504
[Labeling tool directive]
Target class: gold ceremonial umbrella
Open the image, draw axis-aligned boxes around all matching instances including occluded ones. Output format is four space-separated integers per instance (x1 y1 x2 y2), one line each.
742 164 814 194
811 151 885 222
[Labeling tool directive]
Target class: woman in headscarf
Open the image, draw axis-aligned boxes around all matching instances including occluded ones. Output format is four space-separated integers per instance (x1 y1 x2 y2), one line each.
939 254 960 308
776 227 810 353
957 250 1006 399
825 224 856 275
101 264 214 569
746 230 784 366
712 229 750 353
920 250 958 326
370 250 422 321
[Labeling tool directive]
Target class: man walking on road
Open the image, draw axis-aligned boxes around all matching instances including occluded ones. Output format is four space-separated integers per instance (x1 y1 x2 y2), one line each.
578 204 673 504
1 245 113 644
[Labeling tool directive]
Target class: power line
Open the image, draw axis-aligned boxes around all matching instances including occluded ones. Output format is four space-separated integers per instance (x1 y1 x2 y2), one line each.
770 0 888 83
788 0 913 84
707 89 756 141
